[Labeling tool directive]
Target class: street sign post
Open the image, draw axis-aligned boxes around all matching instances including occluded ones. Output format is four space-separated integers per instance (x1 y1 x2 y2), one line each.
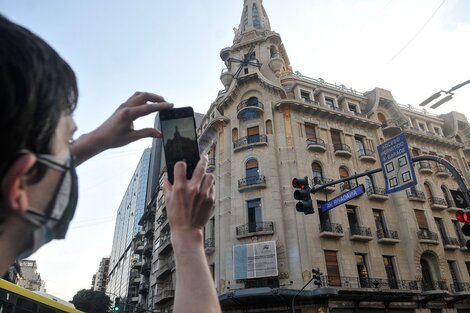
377 133 417 194
321 184 365 213
450 189 470 208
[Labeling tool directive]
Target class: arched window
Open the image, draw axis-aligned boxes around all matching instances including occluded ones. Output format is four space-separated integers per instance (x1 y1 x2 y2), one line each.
456 135 463 143
266 119 273 135
270 45 278 58
232 128 238 142
252 3 261 29
245 159 259 179
247 96 259 107
312 162 323 184
377 113 387 126
339 167 353 190
441 185 453 208
420 252 441 291
424 183 433 200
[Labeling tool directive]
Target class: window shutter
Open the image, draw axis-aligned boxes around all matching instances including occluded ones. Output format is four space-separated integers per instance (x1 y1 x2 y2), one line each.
415 210 428 229
305 124 316 139
247 126 259 136
324 251 341 286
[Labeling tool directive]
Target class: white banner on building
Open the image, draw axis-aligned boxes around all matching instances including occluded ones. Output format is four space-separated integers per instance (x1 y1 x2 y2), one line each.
233 240 278 280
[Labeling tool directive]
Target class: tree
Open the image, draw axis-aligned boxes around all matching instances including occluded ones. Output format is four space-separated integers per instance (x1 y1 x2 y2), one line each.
71 289 111 313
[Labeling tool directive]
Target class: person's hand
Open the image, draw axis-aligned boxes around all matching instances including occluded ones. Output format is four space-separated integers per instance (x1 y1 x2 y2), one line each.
163 156 215 242
72 92 172 165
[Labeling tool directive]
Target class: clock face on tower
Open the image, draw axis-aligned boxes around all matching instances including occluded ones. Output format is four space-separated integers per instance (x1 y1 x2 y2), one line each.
227 45 262 79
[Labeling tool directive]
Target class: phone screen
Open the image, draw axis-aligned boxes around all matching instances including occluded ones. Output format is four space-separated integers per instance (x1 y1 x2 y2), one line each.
160 107 200 184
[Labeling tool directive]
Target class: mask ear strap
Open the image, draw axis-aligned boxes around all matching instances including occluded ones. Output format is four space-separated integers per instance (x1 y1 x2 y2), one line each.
23 208 61 227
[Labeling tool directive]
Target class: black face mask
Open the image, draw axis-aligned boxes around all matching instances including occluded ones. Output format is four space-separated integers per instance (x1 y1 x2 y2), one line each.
17 150 78 259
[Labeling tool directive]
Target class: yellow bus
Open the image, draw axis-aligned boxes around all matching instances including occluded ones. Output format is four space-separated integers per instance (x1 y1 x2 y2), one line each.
0 279 83 313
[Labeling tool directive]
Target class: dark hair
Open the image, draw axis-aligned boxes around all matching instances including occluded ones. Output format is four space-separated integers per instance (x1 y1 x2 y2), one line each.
0 15 78 183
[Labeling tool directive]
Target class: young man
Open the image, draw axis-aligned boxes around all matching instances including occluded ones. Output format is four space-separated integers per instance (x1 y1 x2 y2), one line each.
0 15 221 313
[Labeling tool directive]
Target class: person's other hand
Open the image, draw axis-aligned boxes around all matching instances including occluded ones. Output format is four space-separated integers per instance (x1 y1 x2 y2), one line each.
163 156 215 239
91 92 173 149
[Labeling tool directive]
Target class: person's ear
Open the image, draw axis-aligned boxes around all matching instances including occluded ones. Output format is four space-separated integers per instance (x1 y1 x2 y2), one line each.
1 154 37 213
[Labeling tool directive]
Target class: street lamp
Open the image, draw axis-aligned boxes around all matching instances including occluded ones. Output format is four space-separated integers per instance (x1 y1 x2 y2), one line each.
418 79 470 109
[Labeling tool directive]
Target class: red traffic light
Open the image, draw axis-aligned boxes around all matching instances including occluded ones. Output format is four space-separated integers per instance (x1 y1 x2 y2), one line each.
456 210 470 223
292 177 309 189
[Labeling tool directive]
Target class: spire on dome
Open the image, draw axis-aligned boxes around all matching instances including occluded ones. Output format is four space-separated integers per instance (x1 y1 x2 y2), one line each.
234 0 271 43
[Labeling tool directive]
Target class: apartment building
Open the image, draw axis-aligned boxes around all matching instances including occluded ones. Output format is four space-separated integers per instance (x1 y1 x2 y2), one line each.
17 260 46 292
91 257 110 293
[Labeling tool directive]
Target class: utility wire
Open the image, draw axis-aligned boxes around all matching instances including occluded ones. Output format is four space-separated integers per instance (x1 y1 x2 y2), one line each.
389 0 446 62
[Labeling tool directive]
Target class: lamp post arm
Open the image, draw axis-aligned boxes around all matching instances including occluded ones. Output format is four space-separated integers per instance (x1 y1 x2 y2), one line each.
291 276 315 313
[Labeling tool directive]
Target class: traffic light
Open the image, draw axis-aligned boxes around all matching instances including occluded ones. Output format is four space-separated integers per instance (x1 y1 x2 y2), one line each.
113 297 121 312
456 210 470 249
312 268 323 287
292 177 314 215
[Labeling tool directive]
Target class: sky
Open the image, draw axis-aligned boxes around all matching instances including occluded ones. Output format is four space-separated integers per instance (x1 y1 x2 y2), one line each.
1 0 470 301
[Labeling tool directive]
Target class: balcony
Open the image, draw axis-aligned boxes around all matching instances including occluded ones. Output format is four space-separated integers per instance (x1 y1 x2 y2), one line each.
429 197 447 211
340 181 357 192
140 263 151 277
443 236 461 249
207 158 216 173
134 241 144 255
237 98 264 119
145 227 154 239
381 120 402 136
313 177 336 194
435 165 450 178
139 282 149 295
156 260 175 280
157 237 172 256
129 296 139 303
333 144 352 158
154 289 175 305
350 226 373 241
306 138 327 153
358 149 377 163
204 238 215 255
377 229 400 244
321 276 419 292
238 175 267 192
366 187 389 201
130 272 141 285
233 135 268 152
406 189 426 202
417 161 433 174
450 282 470 293
131 259 142 270
236 221 274 239
417 229 439 244
319 222 344 239
420 280 449 294
143 241 152 257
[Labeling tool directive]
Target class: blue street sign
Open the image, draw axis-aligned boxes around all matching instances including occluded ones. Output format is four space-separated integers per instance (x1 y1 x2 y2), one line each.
377 133 417 194
321 184 365 213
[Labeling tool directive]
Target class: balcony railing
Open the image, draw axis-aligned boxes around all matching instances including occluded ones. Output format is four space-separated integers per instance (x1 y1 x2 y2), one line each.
233 135 268 151
443 236 460 248
429 197 447 210
237 99 264 118
157 236 172 255
154 289 175 304
366 187 389 201
420 280 448 292
236 221 274 238
377 229 399 241
350 226 373 240
417 229 439 242
306 138 326 152
381 119 401 129
204 238 215 254
238 175 267 191
358 149 377 162
450 282 470 293
312 177 336 193
321 276 419 291
417 161 433 173
139 283 149 295
333 144 352 157
406 189 426 202
435 165 450 177
340 180 357 191
319 222 343 237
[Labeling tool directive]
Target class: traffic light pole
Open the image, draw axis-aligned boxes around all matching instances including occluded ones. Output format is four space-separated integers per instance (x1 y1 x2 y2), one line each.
310 155 470 207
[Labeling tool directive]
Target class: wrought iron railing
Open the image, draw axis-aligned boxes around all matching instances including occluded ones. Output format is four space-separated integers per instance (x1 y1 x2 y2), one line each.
312 177 334 186
450 282 470 293
208 158 216 167
420 280 448 292
367 186 387 196
238 175 266 188
358 149 376 158
377 229 399 240
443 236 460 246
204 238 215 248
333 144 352 153
321 276 419 291
350 226 372 237
319 222 343 234
417 229 438 241
237 98 264 112
381 119 401 128
417 161 432 171
236 221 274 237
306 138 326 148
233 135 268 149
406 189 426 200
156 214 167 225
435 165 450 175
429 197 447 206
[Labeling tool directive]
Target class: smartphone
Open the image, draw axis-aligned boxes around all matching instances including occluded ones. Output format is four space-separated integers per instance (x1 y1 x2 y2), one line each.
159 107 200 184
